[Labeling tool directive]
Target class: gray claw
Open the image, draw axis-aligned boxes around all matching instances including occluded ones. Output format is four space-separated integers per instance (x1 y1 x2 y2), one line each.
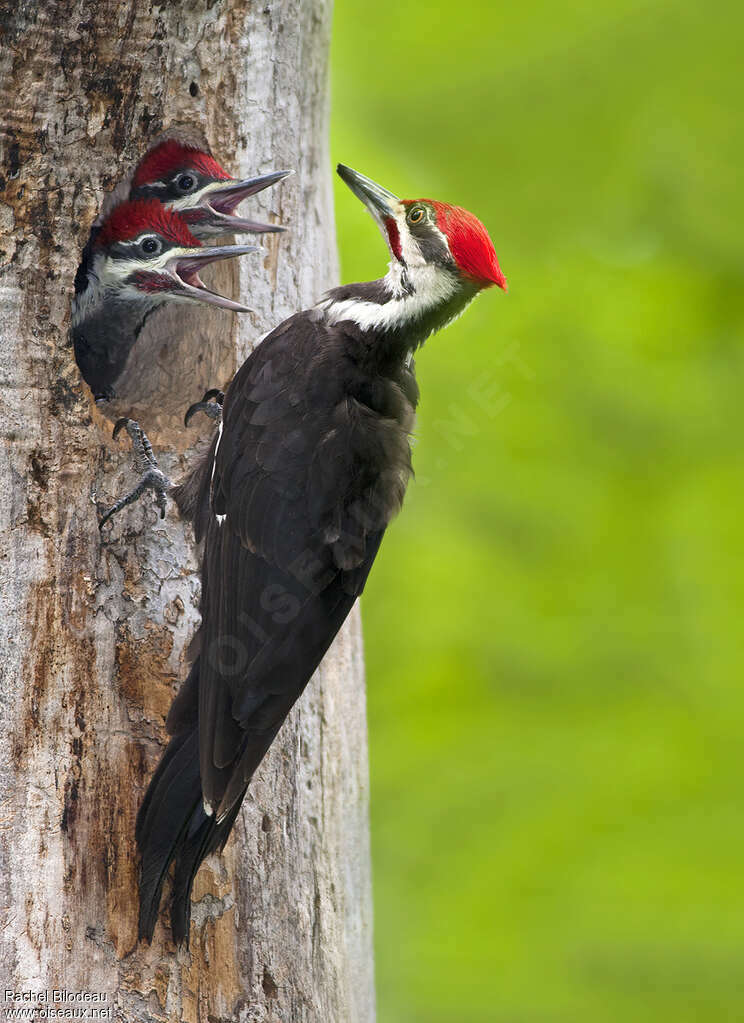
184 389 224 427
99 419 170 530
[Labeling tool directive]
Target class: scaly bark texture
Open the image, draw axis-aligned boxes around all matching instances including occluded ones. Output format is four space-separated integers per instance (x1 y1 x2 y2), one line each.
0 2 375 1020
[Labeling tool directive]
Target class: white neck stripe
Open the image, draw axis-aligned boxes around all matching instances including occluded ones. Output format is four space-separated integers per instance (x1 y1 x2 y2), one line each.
318 263 459 333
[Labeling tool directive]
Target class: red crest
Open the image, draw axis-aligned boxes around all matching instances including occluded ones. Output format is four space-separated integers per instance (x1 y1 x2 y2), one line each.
95 200 200 250
132 139 232 187
407 200 506 289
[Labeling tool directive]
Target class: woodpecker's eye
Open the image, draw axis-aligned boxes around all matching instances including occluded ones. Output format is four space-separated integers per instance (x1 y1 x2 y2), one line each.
176 173 197 193
140 236 162 256
407 206 425 225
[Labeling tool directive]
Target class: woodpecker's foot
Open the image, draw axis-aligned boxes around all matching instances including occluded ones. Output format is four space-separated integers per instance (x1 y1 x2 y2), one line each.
99 419 171 530
184 389 224 427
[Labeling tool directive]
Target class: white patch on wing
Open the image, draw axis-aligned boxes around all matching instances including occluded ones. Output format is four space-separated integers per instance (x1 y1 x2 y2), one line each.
211 418 223 485
209 418 225 523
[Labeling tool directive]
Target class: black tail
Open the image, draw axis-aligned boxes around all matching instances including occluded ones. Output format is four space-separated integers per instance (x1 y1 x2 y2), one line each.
136 685 244 945
168 794 245 944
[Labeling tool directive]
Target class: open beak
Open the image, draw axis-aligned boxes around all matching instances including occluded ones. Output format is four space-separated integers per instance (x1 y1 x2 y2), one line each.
167 245 258 312
337 164 399 222
185 170 293 235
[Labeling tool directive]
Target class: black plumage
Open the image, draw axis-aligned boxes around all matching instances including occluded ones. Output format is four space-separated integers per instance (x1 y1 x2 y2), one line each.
136 303 419 944
135 163 506 944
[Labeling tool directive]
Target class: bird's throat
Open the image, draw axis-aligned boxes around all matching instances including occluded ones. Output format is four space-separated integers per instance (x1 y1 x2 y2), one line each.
320 264 477 359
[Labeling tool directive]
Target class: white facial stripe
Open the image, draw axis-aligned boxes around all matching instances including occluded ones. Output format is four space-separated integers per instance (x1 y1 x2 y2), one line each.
71 241 201 323
72 251 166 318
369 200 454 274
166 179 228 212
101 243 195 283
400 229 421 266
114 234 162 253
399 210 453 270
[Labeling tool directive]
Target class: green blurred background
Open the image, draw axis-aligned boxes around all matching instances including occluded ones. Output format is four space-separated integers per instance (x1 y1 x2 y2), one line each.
330 1 744 1020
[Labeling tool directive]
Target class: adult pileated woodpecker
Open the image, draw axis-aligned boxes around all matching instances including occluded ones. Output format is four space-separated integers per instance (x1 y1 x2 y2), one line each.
137 164 507 944
129 139 291 238
71 199 255 400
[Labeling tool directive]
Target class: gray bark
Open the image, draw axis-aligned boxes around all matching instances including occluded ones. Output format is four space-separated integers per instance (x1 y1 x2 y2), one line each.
0 2 375 1020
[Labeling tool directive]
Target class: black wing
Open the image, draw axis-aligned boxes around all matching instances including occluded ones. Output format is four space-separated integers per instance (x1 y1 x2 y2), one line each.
196 313 413 816
137 310 416 942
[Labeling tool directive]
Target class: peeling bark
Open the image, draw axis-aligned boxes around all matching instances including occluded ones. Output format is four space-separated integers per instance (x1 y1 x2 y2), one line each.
0 2 375 1020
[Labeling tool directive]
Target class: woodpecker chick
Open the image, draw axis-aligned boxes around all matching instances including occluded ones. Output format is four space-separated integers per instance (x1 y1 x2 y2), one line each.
136 164 506 945
71 199 256 400
130 139 292 239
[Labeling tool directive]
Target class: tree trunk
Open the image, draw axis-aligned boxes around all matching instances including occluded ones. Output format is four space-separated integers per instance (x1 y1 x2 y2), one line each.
0 2 375 1020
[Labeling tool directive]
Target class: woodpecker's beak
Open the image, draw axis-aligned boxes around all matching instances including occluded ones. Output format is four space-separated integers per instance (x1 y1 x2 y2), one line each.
167 245 257 312
337 164 399 221
185 171 293 234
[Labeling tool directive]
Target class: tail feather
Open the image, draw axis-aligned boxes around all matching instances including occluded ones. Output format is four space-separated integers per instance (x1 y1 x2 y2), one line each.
168 804 215 945
136 728 192 850
136 728 203 943
169 796 245 945
136 709 249 944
